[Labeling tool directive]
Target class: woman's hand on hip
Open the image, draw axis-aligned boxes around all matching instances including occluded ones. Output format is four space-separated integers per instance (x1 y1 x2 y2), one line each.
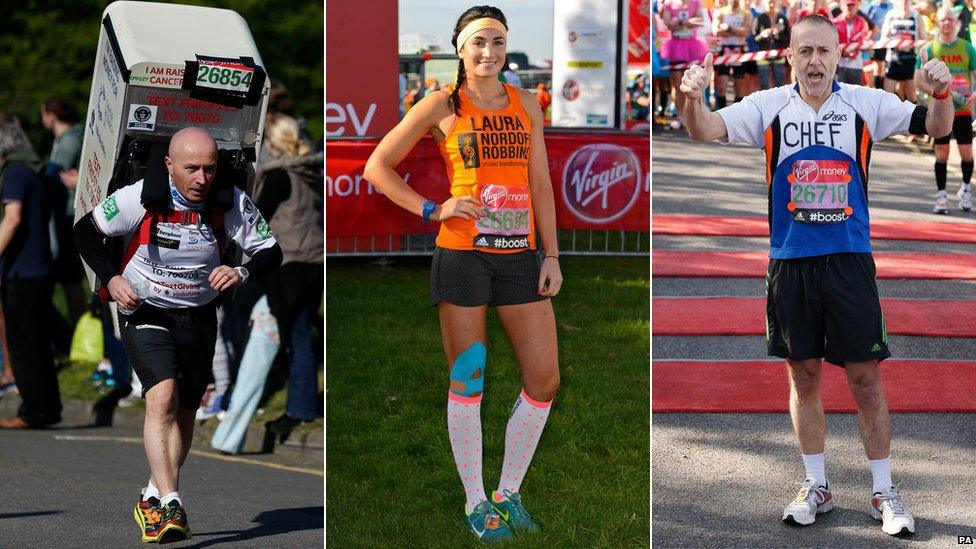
433 196 481 221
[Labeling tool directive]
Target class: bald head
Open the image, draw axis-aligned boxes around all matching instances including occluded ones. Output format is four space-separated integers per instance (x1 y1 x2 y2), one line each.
166 127 218 203
169 127 217 159
791 15 839 47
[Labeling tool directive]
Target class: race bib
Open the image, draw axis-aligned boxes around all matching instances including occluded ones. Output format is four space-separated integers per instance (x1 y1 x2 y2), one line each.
473 184 531 249
786 159 853 224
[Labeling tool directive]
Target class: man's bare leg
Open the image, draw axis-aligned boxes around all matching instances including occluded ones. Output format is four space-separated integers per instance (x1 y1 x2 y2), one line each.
143 380 182 495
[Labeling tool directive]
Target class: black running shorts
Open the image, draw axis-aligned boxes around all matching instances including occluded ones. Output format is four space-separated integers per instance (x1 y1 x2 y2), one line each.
765 252 891 367
430 247 548 307
934 115 974 145
885 59 915 81
120 303 218 410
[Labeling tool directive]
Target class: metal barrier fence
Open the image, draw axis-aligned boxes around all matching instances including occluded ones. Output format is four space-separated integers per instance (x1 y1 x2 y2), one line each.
328 229 648 257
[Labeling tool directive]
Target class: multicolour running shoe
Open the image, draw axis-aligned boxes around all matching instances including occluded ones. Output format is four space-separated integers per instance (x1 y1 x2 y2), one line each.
133 495 164 543
157 500 192 544
491 490 538 532
782 478 833 526
466 500 512 542
871 486 915 536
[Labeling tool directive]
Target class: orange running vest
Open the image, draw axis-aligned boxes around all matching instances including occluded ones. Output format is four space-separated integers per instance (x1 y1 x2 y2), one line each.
436 83 536 252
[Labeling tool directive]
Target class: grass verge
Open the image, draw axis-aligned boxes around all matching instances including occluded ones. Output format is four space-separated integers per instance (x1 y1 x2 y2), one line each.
326 255 649 546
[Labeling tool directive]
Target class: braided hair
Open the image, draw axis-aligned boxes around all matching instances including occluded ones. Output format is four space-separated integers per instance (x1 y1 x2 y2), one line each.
449 5 508 115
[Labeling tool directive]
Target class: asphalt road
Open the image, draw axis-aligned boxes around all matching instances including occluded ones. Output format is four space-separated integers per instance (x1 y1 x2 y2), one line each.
0 406 323 548
652 127 976 548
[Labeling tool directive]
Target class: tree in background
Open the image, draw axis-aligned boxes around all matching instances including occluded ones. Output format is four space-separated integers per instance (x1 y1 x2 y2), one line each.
0 0 323 152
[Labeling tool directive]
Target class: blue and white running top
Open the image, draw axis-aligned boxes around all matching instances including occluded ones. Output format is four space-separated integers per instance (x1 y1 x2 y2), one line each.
717 81 926 259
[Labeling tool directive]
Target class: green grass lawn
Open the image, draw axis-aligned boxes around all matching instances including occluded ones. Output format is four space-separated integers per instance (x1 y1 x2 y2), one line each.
326 256 649 546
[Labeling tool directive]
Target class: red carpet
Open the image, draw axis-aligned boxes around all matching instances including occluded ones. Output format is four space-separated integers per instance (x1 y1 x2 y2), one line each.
653 297 976 337
652 360 976 412
653 250 976 279
654 214 976 243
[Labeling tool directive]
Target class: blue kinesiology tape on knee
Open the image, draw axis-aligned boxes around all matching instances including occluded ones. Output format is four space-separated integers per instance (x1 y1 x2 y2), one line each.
449 342 486 397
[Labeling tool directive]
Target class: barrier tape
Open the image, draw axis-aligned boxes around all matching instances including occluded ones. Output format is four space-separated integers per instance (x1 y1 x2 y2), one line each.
664 39 928 70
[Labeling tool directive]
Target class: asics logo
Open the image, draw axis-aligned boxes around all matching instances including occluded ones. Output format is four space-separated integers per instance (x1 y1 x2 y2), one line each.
821 110 848 122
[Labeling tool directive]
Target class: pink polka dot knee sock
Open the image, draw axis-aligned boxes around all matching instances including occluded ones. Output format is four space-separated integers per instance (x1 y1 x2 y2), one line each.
497 388 552 495
448 392 486 512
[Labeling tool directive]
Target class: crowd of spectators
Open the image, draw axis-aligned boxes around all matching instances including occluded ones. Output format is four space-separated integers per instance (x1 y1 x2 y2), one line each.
652 0 974 128
0 86 323 450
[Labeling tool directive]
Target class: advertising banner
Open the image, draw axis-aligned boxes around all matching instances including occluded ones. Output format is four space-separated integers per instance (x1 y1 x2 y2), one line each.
550 0 626 129
326 132 649 241
326 2 399 138
628 0 652 67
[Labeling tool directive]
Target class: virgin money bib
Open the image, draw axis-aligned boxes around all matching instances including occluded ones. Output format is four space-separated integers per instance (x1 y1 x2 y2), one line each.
436 84 536 252
771 145 871 258
718 81 922 259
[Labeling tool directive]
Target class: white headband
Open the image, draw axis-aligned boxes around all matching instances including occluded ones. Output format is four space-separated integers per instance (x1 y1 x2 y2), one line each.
456 18 508 54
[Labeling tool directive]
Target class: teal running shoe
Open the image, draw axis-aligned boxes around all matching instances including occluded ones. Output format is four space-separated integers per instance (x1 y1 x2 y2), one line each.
491 490 538 532
466 500 512 542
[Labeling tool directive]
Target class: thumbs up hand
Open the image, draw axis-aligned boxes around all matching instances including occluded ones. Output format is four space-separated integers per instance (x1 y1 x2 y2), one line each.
679 52 714 101
920 48 951 96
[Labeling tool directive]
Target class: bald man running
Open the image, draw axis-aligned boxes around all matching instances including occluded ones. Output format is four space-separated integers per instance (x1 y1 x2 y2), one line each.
679 14 953 537
74 127 282 543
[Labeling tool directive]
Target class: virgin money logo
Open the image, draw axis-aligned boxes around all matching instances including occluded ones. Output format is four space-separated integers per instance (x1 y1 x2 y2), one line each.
562 144 641 223
481 185 508 209
562 79 580 101
793 160 819 183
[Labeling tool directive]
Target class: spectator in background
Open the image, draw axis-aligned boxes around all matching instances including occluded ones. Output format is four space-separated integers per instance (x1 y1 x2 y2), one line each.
41 97 86 359
629 73 652 120
794 0 831 22
0 120 61 429
425 78 441 98
867 0 894 87
503 62 523 87
754 0 791 89
535 82 551 123
952 0 972 41
404 86 420 113
254 114 324 444
834 0 874 84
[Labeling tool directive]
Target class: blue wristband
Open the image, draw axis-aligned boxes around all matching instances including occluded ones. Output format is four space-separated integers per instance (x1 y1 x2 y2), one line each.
422 200 437 224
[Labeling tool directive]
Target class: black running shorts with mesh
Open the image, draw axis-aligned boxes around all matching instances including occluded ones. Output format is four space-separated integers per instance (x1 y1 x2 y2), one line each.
934 115 974 145
120 303 218 410
765 252 891 367
430 247 548 307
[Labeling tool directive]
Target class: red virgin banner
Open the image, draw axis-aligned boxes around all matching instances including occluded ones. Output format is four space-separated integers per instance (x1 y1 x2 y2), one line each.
326 132 649 240
326 2 399 138
628 0 652 67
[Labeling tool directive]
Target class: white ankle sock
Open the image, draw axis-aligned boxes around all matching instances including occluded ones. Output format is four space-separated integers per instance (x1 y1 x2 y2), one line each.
869 456 892 494
160 492 182 507
801 453 827 487
448 393 486 514
142 479 160 501
497 389 552 495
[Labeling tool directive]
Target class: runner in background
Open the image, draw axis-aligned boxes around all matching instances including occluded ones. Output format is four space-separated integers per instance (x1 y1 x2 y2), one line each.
713 0 754 107
663 0 710 120
915 6 976 213
880 0 927 101
867 0 894 88
363 6 562 542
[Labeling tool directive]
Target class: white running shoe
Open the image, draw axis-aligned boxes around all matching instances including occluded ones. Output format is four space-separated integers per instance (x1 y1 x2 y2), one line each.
933 193 949 215
957 186 972 212
870 486 915 536
782 478 833 526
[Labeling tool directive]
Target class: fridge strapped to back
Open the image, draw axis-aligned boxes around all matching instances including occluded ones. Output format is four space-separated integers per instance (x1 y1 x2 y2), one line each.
75 0 271 287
